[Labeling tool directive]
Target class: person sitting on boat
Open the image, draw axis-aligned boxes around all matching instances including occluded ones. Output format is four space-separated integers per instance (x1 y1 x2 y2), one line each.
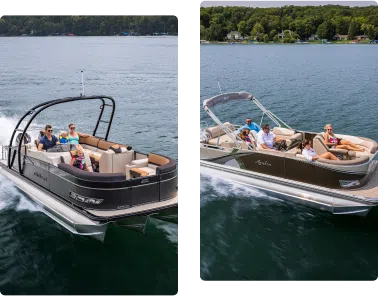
71 147 88 171
256 124 284 150
302 139 340 162
67 123 91 145
239 130 252 145
323 124 364 152
38 125 60 151
238 117 260 133
59 131 69 144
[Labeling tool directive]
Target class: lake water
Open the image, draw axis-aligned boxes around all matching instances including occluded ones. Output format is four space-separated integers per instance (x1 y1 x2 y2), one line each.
200 44 378 280
0 36 177 294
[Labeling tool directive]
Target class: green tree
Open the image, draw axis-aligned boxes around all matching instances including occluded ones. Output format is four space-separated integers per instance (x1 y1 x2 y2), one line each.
237 20 247 38
263 33 269 43
269 29 277 40
208 23 223 41
317 21 335 40
348 20 357 39
200 25 206 40
251 22 264 41
361 23 376 40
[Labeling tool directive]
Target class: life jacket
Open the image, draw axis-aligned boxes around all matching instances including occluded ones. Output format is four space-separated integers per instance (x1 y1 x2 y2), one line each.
59 135 69 144
73 155 85 170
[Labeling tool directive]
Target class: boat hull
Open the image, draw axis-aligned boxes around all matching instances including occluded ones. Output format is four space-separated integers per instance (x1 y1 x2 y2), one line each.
0 161 178 241
200 160 378 217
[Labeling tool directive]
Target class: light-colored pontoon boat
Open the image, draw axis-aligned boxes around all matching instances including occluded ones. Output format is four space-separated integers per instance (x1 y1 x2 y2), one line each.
200 92 378 216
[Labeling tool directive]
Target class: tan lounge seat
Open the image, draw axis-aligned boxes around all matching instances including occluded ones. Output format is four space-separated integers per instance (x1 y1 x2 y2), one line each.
125 153 171 179
272 127 302 147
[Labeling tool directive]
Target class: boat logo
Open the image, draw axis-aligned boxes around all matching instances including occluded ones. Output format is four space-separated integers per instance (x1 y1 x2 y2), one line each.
339 180 360 188
69 190 103 205
255 160 272 167
141 179 149 184
34 171 47 182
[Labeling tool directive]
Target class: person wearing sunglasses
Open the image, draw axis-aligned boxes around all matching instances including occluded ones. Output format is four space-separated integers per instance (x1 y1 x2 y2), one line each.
256 124 284 150
67 123 90 145
238 117 260 133
323 123 364 152
38 124 60 151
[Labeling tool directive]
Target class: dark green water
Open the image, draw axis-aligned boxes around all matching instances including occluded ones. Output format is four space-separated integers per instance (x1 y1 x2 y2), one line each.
0 36 177 294
200 44 378 280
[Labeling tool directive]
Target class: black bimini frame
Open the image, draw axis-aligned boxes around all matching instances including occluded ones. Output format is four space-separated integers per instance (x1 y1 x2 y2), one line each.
8 96 115 173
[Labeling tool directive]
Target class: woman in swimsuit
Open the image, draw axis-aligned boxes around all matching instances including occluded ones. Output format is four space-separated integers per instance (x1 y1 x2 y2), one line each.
67 123 90 146
323 124 364 152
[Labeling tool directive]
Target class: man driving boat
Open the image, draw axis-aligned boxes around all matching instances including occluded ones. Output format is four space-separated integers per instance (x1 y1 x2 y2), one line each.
256 124 284 150
38 124 60 151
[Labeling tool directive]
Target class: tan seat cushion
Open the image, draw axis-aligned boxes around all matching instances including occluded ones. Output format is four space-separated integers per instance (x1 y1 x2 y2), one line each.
206 122 234 138
148 153 169 166
130 167 149 177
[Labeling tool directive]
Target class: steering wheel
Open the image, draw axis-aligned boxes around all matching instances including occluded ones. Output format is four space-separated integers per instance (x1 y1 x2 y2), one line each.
47 144 76 153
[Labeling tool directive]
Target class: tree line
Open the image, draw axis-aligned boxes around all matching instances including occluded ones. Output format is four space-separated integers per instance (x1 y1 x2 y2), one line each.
0 16 178 36
200 5 378 42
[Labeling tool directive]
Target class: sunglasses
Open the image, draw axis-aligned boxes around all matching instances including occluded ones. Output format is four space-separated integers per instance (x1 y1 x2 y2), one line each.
47 129 53 132
327 128 332 130
263 127 270 130
246 121 251 123
70 127 75 130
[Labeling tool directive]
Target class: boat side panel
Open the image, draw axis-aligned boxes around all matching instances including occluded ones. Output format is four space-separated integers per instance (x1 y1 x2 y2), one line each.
160 174 178 201
209 152 366 189
49 172 133 210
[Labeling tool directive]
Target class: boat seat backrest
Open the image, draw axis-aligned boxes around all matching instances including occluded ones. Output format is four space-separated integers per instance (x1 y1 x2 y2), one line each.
79 136 132 152
98 149 134 174
27 149 72 167
79 136 101 147
112 150 134 173
206 122 234 138
273 127 302 143
313 135 329 155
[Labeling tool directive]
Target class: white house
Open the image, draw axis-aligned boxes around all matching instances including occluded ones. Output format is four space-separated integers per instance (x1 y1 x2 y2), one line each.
278 30 293 38
308 34 319 41
227 31 247 40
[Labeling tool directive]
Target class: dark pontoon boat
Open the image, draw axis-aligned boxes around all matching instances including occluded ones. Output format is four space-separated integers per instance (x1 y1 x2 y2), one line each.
200 92 378 216
0 95 178 241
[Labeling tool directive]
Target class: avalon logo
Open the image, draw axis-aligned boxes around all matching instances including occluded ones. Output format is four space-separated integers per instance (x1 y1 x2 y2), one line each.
34 171 47 182
255 160 272 167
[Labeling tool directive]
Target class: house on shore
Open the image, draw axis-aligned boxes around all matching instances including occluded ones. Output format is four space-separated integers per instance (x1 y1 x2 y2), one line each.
308 34 319 41
356 34 368 40
333 34 348 40
227 31 248 40
278 30 293 39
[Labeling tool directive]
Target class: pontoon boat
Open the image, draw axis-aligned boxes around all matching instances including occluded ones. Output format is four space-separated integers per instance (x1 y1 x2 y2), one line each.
0 95 178 241
200 92 378 216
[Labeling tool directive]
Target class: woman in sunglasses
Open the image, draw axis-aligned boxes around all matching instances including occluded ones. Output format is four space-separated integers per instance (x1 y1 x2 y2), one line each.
38 124 60 151
67 123 90 145
323 123 364 152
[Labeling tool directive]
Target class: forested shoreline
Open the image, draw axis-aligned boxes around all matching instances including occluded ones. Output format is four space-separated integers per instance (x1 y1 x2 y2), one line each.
0 16 178 36
200 5 378 42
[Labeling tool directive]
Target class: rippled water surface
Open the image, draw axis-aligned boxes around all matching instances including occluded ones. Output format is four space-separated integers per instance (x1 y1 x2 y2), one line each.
200 44 378 280
0 36 177 294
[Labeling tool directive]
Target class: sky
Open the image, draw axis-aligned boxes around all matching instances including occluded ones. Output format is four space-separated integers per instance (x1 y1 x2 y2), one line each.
200 1 377 7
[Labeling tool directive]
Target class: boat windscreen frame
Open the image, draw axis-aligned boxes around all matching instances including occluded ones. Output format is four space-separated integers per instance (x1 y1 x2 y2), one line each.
203 92 292 148
8 95 115 172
